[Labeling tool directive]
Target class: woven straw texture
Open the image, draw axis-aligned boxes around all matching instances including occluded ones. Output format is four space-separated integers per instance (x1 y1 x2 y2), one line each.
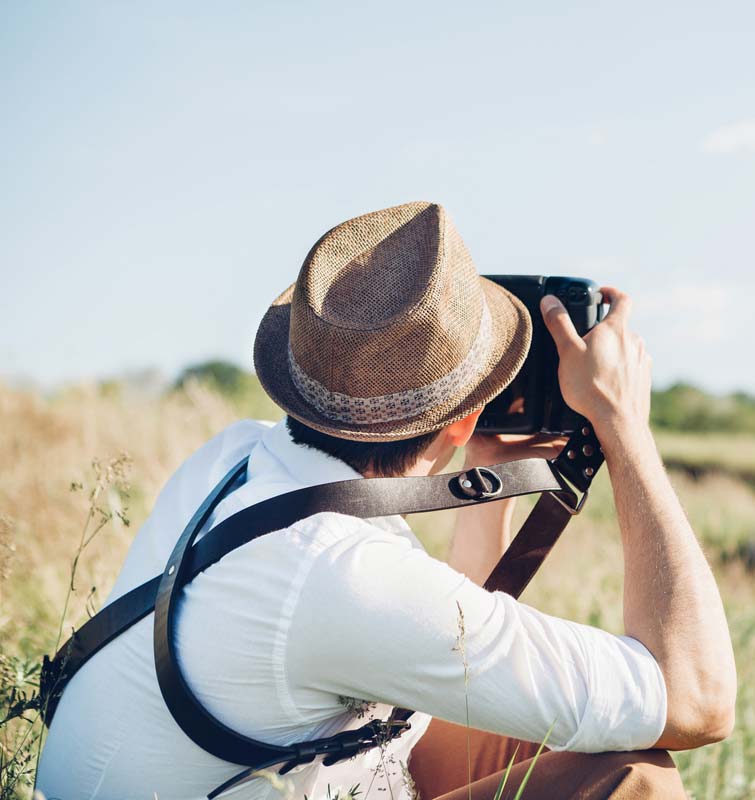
254 201 532 441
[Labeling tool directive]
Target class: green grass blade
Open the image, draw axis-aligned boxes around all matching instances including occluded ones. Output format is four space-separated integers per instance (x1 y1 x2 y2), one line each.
492 744 520 800
510 721 555 800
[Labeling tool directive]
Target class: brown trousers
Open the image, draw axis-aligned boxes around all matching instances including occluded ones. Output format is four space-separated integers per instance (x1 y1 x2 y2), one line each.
408 719 686 800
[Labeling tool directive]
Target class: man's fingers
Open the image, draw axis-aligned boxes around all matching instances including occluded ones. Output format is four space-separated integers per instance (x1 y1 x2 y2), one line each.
600 286 632 324
540 295 583 354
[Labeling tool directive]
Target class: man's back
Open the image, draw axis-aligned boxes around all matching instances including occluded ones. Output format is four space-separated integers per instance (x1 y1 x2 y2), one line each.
37 419 432 800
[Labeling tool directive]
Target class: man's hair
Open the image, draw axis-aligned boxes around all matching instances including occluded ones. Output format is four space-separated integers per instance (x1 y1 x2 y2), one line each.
285 415 440 478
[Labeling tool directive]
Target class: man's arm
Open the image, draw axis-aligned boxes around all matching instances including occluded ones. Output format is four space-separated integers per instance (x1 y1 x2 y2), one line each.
287 512 668 752
541 288 737 750
447 496 515 586
447 435 565 586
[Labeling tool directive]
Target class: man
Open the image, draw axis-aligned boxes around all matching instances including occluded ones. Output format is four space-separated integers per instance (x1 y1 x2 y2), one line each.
37 201 736 800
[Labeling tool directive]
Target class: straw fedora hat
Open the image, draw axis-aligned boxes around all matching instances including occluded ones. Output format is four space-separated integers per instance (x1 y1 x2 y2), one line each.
253 201 532 441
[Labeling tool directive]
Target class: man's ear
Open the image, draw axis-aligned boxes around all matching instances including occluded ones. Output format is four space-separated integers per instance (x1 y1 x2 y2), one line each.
445 407 484 448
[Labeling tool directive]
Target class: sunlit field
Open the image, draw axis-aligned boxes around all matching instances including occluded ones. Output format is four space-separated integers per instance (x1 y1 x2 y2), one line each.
2 380 754 799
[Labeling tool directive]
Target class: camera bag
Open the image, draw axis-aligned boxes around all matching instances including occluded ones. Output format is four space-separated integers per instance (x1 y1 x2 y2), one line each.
40 425 603 799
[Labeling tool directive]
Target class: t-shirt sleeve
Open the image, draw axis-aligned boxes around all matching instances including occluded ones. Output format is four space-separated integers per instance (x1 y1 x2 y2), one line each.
285 514 667 752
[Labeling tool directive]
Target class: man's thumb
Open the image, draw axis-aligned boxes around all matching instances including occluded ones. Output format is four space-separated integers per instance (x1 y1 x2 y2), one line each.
540 295 581 353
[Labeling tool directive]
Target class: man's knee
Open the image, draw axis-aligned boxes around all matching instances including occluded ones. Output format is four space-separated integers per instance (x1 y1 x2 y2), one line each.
585 749 686 799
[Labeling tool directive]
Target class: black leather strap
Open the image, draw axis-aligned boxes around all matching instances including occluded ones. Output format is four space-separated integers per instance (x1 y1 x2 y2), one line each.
484 492 573 594
41 456 567 726
484 424 604 593
152 457 572 767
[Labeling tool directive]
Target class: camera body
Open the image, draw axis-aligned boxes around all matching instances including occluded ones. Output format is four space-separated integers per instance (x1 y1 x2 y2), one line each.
476 275 604 435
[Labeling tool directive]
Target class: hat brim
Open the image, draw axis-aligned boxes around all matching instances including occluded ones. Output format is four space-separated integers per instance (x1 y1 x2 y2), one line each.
253 277 533 442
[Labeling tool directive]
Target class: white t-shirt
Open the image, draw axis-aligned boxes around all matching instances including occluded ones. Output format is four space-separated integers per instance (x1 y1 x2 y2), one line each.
37 419 667 800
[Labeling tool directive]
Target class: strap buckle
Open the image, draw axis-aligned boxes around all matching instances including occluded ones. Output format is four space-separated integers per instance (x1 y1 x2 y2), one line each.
214 719 413 798
281 718 411 773
548 488 589 516
547 457 589 516
321 718 411 766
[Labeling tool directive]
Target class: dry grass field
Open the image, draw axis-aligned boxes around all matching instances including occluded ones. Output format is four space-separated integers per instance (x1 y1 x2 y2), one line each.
1 380 754 798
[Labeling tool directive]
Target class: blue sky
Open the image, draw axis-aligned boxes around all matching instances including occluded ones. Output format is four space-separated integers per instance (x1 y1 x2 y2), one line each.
2 1 754 393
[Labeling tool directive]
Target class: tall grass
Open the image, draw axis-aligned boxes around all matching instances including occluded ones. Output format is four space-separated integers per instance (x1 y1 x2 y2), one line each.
1 380 754 798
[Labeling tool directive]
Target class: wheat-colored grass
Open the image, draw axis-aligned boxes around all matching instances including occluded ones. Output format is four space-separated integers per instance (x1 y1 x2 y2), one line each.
653 431 755 481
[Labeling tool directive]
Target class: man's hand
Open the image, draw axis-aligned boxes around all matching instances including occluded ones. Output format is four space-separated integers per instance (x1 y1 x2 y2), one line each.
464 432 567 469
540 287 737 751
540 287 651 437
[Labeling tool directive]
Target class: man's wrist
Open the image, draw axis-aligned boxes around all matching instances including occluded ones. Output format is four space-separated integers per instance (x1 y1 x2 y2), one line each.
592 413 655 462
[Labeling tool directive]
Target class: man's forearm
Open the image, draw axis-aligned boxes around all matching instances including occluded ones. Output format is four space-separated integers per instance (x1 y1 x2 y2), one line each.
447 495 515 586
598 416 737 748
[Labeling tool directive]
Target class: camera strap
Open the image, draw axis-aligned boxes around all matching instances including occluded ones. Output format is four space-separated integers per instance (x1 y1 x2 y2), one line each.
40 424 603 799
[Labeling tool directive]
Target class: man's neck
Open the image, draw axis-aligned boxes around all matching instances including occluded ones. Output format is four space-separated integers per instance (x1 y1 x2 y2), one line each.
361 436 457 480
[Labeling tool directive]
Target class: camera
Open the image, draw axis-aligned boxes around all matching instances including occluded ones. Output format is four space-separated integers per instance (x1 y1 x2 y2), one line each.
476 276 604 435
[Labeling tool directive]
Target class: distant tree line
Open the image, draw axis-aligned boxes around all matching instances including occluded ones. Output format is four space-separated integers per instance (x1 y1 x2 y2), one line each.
174 359 282 421
650 383 755 434
175 361 755 434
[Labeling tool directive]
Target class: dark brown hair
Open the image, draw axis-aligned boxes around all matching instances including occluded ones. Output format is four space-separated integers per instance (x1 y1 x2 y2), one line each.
285 415 440 478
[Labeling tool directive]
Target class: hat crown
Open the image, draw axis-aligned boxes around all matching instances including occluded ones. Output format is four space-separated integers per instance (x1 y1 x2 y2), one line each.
288 201 486 399
298 202 444 331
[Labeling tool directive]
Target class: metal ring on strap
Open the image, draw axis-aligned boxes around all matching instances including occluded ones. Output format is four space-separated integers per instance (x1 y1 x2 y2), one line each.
455 466 504 499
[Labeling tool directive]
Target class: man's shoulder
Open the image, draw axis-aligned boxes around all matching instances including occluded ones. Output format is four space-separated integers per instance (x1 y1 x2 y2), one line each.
158 418 274 504
195 418 275 473
283 510 411 549
108 419 276 592
273 512 426 594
